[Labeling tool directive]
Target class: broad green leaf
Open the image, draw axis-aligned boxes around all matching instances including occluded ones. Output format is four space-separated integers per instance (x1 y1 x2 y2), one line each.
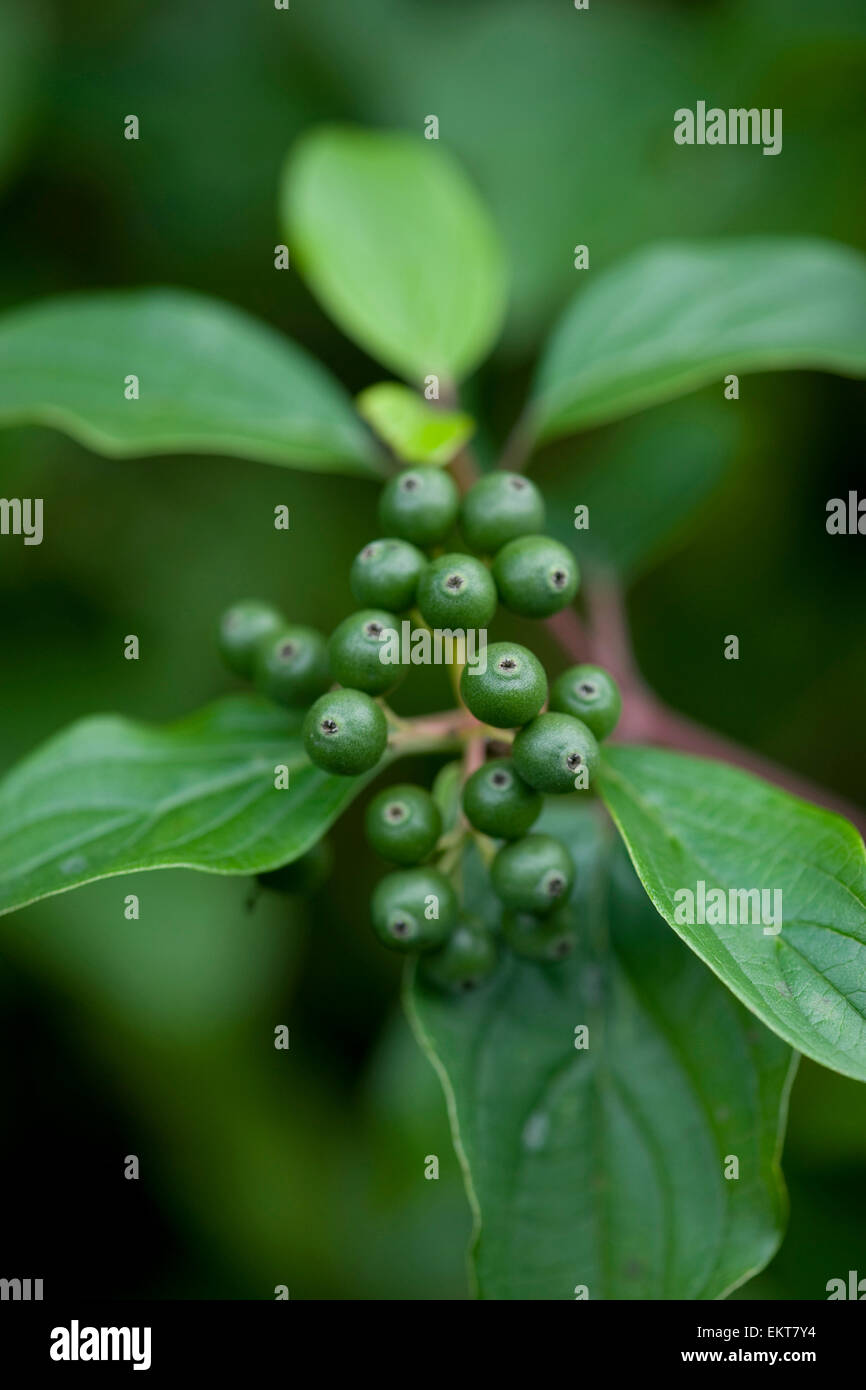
530 239 866 440
541 397 739 579
356 382 474 465
283 126 507 383
0 695 391 916
407 802 795 1300
600 745 866 1082
0 289 381 474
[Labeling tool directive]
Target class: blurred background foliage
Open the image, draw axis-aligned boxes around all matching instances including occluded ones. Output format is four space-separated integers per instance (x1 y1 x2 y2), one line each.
0 0 864 1298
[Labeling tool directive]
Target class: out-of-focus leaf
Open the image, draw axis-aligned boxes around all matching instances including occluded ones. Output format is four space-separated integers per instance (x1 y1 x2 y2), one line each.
0 289 381 473
292 1 694 356
601 744 866 1081
531 240 866 439
408 802 795 1300
356 383 474 465
283 126 507 383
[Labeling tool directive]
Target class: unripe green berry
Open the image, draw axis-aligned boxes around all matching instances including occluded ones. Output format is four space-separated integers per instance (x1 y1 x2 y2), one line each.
490 833 574 915
218 599 284 678
462 758 542 839
303 688 387 776
512 712 600 793
503 905 577 963
365 783 442 865
328 609 404 696
549 663 622 741
460 472 545 554
416 553 497 629
350 537 426 612
379 467 459 547
253 625 330 707
371 866 458 952
257 839 333 896
421 921 498 991
459 641 547 728
493 535 579 617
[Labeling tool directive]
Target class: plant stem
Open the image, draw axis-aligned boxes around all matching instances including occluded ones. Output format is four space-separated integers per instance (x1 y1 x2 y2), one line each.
547 572 866 838
498 412 533 473
437 378 481 493
449 445 480 493
470 829 496 867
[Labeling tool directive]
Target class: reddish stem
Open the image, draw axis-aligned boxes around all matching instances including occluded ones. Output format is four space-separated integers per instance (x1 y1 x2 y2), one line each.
548 574 866 839
497 415 533 474
449 446 480 493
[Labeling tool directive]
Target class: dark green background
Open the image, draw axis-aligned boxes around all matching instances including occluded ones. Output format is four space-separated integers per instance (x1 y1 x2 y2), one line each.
0 0 864 1298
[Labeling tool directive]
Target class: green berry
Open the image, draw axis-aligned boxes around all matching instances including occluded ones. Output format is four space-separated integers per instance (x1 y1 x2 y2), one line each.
252 625 330 707
490 834 574 915
512 712 600 793
462 758 542 839
503 905 577 963
493 535 579 618
371 866 458 952
350 537 426 612
379 467 459 547
549 663 622 741
421 921 498 991
416 553 497 629
257 839 333 896
303 688 387 776
460 472 545 554
328 609 403 696
218 599 284 678
365 783 442 865
459 641 547 728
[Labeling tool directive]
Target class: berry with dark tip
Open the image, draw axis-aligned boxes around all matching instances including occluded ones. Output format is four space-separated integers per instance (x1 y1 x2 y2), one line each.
490 833 574 915
379 467 459 547
549 663 622 741
420 921 498 991
350 537 427 612
416 552 497 629
512 712 600 793
328 608 404 696
503 905 578 963
365 783 442 865
253 625 330 707
492 535 579 618
462 758 542 839
459 641 547 728
303 688 388 776
459 472 545 554
218 599 284 678
215 423 617 979
371 866 458 952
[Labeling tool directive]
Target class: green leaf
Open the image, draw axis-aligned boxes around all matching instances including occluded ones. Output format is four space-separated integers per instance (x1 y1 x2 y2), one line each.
530 239 866 441
0 695 389 916
600 745 866 1082
407 801 795 1300
283 126 507 384
0 288 381 474
541 397 739 580
356 382 474 465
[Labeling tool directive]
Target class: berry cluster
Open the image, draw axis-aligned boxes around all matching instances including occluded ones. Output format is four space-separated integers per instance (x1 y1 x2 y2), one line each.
218 467 621 991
